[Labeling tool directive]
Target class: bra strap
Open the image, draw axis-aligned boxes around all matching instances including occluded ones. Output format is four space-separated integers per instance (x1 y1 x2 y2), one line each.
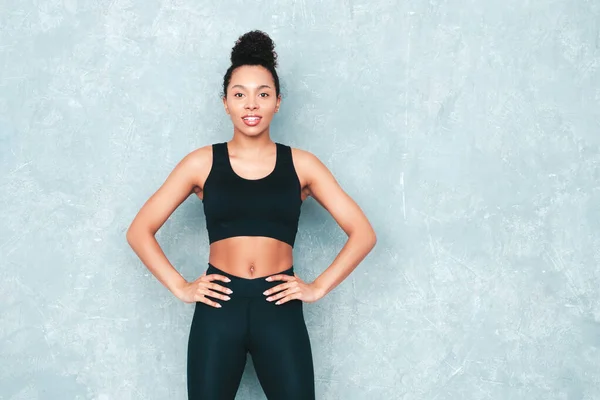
277 143 296 173
211 142 229 169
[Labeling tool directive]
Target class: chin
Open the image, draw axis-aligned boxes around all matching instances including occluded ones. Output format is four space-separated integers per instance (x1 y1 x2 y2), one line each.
235 124 270 136
249 129 269 137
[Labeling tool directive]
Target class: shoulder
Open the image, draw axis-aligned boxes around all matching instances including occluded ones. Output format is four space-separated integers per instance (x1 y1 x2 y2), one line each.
180 144 213 169
171 144 215 188
288 146 332 184
289 146 326 166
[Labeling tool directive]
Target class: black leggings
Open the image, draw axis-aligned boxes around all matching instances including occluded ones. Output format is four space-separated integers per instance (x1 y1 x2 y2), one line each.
187 263 315 400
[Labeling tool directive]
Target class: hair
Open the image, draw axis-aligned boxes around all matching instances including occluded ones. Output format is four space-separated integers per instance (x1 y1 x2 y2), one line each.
222 30 280 98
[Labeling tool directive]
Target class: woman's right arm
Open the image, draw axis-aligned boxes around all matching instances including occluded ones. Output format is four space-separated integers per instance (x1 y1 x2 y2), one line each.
125 147 231 306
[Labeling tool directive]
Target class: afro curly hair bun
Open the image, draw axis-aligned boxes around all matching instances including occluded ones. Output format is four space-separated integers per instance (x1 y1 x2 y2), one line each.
230 30 278 69
222 30 281 97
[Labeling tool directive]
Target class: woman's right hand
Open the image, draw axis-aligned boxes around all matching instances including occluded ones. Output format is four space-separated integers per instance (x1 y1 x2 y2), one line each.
176 272 233 307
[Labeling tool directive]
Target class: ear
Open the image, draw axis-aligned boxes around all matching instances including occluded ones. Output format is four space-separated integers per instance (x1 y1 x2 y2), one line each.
222 96 229 115
275 94 282 112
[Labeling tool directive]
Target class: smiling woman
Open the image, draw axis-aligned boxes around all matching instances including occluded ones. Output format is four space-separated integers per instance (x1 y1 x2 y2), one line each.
125 30 377 400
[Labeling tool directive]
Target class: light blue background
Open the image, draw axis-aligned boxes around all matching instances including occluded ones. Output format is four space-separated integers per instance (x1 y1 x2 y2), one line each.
1 1 600 399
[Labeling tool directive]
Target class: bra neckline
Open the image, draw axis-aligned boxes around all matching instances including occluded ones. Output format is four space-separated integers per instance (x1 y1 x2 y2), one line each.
224 142 280 182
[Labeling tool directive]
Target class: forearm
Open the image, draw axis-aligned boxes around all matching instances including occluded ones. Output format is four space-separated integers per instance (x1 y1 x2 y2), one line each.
126 228 187 297
312 230 376 297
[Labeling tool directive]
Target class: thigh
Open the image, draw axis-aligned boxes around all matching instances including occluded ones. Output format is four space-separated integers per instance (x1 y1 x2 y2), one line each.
249 299 315 400
187 300 248 400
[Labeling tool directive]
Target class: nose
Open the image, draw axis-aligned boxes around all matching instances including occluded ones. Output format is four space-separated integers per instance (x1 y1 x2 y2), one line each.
245 99 259 110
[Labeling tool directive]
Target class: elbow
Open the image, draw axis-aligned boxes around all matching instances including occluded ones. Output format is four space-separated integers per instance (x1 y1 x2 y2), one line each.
364 223 377 249
126 226 136 246
368 231 377 249
126 223 154 246
349 226 377 249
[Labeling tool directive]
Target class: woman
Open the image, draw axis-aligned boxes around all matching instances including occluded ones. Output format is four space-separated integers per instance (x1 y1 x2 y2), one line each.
126 30 377 400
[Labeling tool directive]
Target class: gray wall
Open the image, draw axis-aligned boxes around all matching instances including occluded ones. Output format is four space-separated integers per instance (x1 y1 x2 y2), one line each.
1 0 599 399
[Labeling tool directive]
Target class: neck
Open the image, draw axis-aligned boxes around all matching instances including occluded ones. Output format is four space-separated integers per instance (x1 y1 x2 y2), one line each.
230 129 274 152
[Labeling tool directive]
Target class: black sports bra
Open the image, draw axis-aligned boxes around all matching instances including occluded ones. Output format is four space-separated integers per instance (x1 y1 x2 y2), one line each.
202 142 303 247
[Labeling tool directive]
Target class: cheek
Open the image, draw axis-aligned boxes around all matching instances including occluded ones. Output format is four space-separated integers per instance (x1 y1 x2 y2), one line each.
226 102 242 115
262 100 278 112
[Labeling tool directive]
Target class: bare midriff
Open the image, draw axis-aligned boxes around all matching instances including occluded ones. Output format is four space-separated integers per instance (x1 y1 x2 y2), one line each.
208 236 294 279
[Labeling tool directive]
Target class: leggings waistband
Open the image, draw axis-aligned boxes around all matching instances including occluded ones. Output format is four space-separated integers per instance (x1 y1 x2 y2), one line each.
206 263 294 297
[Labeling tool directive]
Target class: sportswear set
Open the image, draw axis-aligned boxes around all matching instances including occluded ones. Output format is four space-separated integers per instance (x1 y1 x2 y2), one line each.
186 142 315 399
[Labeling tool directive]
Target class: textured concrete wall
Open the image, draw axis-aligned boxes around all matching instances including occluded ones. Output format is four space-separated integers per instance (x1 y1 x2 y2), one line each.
2 0 600 399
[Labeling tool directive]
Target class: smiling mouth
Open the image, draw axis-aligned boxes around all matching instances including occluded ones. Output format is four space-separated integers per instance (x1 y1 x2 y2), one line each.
242 116 262 126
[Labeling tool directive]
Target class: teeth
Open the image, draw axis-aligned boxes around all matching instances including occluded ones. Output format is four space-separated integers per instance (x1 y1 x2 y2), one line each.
244 117 260 120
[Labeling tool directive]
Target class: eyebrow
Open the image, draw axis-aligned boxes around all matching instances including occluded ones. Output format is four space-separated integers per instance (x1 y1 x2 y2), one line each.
230 84 273 91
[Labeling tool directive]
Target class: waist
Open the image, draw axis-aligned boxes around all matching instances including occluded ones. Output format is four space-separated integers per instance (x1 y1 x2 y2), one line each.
209 236 293 271
206 263 294 297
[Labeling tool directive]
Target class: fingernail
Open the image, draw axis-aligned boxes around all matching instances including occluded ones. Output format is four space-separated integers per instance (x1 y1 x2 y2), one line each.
266 297 272 301
225 278 231 282
275 301 281 305
228 289 233 294
262 291 268 295
265 277 271 281
216 304 222 308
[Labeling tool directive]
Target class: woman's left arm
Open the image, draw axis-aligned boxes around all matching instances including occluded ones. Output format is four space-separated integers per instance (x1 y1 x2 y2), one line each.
301 150 377 298
264 149 377 304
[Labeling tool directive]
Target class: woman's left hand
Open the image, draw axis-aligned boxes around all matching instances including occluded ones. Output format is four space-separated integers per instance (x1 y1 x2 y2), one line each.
263 274 324 305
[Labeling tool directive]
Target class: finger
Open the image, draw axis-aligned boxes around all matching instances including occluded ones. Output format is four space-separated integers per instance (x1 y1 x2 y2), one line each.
263 281 297 296
275 292 302 305
265 274 295 282
204 274 232 283
195 277 232 294
197 296 222 308
267 287 300 302
202 282 233 294
198 288 231 302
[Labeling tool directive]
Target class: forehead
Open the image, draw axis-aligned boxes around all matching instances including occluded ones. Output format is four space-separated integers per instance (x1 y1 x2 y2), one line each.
229 65 275 89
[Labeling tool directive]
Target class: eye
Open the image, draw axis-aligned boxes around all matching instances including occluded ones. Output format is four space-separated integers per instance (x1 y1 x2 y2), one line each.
259 93 269 98
234 93 244 98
